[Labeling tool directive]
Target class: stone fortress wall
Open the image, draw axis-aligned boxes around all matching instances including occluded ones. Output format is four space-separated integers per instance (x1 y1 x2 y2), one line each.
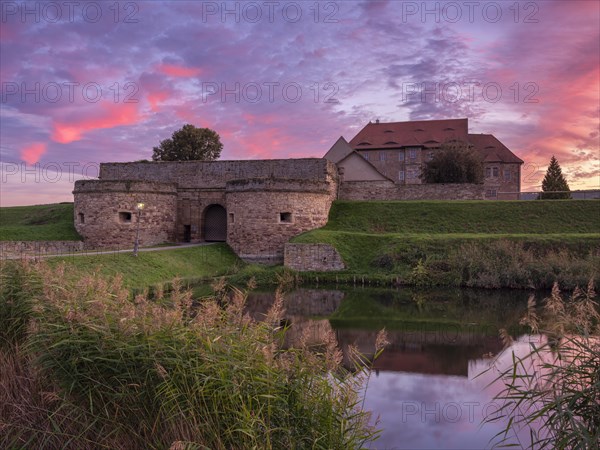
73 157 486 263
74 159 339 262
74 180 178 249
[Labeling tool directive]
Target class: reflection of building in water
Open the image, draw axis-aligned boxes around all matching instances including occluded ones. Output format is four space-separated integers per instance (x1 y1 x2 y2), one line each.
245 289 343 348
245 289 344 320
244 288 505 377
335 329 503 377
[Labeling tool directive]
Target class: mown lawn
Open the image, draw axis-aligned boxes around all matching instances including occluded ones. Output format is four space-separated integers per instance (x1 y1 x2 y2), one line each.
0 203 81 241
323 200 600 234
50 243 242 289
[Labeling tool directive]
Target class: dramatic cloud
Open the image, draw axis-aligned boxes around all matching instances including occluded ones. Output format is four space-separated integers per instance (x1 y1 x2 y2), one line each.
20 142 47 165
1 0 598 205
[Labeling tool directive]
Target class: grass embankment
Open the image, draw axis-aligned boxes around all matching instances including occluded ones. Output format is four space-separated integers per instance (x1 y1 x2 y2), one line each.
50 243 241 291
0 203 81 241
292 200 600 289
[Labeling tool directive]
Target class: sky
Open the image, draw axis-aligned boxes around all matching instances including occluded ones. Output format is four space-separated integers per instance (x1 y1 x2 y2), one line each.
1 0 599 206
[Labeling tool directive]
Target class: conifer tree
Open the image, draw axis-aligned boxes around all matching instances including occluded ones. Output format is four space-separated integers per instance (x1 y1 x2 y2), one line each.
539 156 571 199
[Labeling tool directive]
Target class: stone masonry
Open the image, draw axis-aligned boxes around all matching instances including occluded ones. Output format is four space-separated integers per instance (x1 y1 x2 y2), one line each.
73 157 489 263
284 243 346 271
74 159 338 262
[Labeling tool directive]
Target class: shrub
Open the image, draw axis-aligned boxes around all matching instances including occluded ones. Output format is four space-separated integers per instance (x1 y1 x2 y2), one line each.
1 261 383 449
485 280 600 449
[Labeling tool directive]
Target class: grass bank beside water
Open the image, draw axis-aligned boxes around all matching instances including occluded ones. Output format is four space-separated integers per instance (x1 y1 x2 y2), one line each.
292 200 600 290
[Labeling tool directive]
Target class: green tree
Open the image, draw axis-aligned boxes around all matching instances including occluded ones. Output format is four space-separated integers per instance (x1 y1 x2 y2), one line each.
421 140 484 184
152 124 223 161
539 156 571 199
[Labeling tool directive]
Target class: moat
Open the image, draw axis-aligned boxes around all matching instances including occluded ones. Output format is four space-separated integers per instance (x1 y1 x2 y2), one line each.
242 286 541 449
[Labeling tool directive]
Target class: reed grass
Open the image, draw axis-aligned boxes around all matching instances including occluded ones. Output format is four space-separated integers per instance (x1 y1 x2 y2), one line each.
484 280 600 449
0 260 384 449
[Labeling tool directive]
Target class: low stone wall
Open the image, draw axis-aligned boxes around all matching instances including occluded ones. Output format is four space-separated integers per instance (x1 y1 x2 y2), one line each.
284 243 345 272
338 181 485 200
0 240 84 259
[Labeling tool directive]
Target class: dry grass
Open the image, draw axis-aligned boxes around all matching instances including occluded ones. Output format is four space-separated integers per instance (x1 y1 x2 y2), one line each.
1 260 385 449
485 280 600 449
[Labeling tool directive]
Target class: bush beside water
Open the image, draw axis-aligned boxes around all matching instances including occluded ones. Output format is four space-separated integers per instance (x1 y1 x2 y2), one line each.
0 260 383 449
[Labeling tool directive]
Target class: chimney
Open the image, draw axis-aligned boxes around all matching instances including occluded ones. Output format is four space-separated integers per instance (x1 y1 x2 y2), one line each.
376 119 380 124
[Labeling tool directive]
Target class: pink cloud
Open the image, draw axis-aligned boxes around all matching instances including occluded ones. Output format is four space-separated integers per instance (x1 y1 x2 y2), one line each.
51 102 142 144
20 142 47 165
157 63 203 78
147 90 171 112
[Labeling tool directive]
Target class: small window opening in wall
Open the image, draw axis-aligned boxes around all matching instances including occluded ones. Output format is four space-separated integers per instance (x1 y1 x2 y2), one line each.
279 212 292 223
119 211 132 223
78 213 85 224
229 213 235 223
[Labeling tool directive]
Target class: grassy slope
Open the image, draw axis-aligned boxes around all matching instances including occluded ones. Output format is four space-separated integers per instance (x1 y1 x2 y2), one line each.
322 200 600 234
0 203 81 241
292 200 600 281
49 243 242 289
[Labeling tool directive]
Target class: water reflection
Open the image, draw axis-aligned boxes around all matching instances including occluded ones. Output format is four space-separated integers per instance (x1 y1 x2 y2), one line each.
244 287 540 449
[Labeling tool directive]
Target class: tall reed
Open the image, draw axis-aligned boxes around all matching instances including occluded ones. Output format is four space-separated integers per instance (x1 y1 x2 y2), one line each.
484 280 600 449
1 260 383 449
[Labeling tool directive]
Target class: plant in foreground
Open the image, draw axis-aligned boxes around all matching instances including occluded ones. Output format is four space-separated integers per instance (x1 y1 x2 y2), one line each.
484 280 599 449
1 260 385 449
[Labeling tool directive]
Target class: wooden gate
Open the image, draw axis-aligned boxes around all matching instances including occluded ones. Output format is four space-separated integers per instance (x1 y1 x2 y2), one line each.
203 205 227 242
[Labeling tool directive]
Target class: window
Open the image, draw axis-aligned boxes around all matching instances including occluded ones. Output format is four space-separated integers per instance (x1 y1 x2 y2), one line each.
504 170 511 181
427 151 434 161
492 167 499 177
363 152 369 161
119 212 132 223
78 213 85 224
229 213 235 223
398 170 405 181
379 152 386 161
485 167 491 178
398 151 405 161
406 147 419 160
279 212 292 223
486 189 497 198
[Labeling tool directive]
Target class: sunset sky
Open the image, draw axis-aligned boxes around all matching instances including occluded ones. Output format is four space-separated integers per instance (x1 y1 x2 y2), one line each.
1 0 599 206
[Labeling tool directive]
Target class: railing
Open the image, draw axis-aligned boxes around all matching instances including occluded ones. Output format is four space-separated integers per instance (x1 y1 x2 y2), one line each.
495 190 600 200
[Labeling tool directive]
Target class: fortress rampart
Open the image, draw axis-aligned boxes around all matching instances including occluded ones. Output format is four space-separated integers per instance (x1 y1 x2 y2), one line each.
74 159 338 262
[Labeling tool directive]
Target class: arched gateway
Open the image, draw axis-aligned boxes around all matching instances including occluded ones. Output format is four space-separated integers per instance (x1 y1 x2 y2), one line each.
203 204 227 242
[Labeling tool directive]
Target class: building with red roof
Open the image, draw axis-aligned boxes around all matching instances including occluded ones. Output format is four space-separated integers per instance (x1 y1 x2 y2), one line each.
326 118 523 200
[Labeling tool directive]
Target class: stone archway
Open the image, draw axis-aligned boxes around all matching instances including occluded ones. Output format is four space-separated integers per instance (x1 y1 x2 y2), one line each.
203 204 227 242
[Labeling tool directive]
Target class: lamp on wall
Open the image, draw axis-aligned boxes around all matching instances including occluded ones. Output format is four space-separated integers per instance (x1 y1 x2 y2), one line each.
133 202 145 257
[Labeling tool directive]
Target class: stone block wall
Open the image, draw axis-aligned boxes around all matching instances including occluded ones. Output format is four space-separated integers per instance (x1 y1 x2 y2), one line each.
338 180 485 200
0 240 84 259
284 243 346 271
176 189 226 242
99 158 338 189
226 178 337 263
73 180 178 249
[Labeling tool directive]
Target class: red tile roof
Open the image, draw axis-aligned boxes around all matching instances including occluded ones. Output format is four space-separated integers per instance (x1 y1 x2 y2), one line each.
349 118 469 149
349 118 523 164
468 133 524 164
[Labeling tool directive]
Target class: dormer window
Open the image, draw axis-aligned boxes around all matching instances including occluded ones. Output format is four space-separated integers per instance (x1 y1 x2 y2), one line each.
357 142 372 146
443 127 455 131
384 141 399 145
414 128 425 132
384 130 394 133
